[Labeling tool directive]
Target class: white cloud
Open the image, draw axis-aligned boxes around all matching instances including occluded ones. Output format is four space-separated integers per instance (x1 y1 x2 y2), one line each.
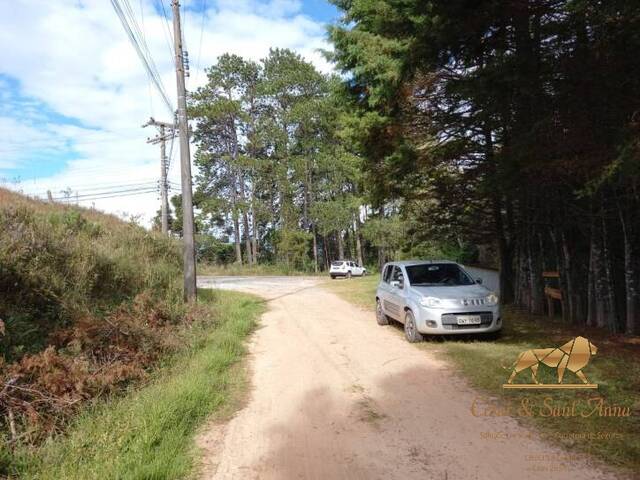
0 0 332 226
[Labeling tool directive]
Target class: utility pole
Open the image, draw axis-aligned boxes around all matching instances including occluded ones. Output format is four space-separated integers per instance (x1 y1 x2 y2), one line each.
171 0 197 302
142 117 177 235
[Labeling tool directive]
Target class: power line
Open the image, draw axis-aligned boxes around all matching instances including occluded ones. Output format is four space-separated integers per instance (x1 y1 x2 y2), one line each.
51 186 160 202
26 181 160 197
53 190 160 203
156 0 176 63
193 0 207 86
0 136 150 153
110 0 174 115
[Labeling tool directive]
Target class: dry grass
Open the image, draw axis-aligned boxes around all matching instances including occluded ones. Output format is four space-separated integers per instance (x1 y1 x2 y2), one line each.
0 188 194 471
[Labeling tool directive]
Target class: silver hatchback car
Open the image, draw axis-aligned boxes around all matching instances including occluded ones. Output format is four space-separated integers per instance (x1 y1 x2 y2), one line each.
376 260 501 342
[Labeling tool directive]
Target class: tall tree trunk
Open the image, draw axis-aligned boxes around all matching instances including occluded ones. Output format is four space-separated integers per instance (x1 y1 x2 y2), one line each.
378 246 385 272
323 235 330 270
560 231 576 323
494 194 514 304
232 212 242 264
527 224 545 315
312 224 318 273
600 207 618 332
587 225 598 327
618 198 639 335
354 216 364 266
250 185 259 262
231 174 242 265
337 231 344 259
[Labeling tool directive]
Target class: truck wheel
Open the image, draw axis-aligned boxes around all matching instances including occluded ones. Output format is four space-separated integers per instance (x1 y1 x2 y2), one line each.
404 310 424 343
376 299 389 325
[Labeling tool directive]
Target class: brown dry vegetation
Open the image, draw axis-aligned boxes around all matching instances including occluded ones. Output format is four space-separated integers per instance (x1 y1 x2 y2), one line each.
0 188 189 452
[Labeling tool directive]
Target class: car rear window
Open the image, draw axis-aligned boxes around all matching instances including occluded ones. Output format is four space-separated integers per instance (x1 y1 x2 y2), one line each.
331 261 344 266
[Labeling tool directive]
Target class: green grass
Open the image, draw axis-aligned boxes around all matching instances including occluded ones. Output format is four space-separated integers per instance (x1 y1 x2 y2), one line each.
323 274 380 310
325 274 640 474
198 262 326 277
10 289 264 480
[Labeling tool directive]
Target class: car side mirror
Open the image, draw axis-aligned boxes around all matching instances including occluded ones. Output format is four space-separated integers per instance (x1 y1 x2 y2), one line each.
476 278 483 284
390 280 399 288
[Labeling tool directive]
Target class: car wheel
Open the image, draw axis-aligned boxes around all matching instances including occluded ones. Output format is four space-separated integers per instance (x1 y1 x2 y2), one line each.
404 310 424 343
376 299 389 325
330 275 336 279
362 270 367 276
346 271 352 279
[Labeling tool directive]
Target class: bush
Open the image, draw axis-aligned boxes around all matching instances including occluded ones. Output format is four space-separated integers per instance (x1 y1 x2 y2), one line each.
0 189 184 445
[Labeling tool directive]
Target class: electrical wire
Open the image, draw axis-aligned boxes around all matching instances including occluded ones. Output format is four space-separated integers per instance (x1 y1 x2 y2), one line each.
26 181 160 198
156 0 175 59
193 0 207 87
51 186 160 202
53 189 160 203
110 0 174 115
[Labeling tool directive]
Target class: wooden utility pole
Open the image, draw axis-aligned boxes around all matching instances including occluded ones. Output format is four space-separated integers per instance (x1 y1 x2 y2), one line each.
142 117 177 235
171 0 197 302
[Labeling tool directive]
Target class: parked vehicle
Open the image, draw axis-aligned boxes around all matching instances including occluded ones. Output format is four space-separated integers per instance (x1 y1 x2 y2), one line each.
330 260 367 279
375 260 501 342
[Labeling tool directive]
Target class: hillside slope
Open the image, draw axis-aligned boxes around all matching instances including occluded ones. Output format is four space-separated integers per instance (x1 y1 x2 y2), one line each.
0 188 184 444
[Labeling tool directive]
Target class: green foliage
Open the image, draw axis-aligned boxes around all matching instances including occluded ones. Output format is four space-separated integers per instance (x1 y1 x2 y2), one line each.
0 201 181 362
329 0 640 330
7 290 264 480
0 189 185 456
360 215 404 250
195 234 235 264
275 228 313 270
189 49 364 268
310 197 357 237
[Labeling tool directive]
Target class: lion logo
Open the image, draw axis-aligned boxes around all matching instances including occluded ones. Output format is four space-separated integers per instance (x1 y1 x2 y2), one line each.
506 336 597 386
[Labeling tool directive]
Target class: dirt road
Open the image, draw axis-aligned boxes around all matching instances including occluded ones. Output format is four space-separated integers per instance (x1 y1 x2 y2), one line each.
197 276 615 480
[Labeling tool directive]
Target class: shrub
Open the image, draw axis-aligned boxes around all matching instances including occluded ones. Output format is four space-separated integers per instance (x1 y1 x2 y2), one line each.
0 189 185 444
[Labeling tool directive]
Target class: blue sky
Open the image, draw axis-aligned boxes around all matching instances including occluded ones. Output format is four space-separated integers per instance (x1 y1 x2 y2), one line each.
0 0 337 223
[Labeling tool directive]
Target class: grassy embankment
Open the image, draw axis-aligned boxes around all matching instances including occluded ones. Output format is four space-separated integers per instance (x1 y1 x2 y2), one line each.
13 289 263 479
198 262 324 276
0 189 264 478
325 275 640 474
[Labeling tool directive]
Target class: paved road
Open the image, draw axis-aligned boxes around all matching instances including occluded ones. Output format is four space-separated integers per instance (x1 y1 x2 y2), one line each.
196 276 614 480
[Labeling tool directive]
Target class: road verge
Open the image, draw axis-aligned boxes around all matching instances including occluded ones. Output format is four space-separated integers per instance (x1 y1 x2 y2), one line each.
9 289 264 480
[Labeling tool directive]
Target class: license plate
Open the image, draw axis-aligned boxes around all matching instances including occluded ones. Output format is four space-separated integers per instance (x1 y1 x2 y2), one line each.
457 315 482 325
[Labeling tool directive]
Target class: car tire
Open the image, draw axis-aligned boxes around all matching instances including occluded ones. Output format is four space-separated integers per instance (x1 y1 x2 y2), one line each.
330 275 336 279
404 310 424 343
376 299 389 325
346 271 352 279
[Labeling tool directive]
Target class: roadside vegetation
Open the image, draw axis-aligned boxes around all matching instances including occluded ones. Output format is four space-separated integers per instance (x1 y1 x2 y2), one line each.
326 275 640 473
198 262 324 277
0 189 263 478
10 289 263 480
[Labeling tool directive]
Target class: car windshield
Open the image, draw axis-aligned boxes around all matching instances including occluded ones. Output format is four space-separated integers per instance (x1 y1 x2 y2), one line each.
405 264 474 286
